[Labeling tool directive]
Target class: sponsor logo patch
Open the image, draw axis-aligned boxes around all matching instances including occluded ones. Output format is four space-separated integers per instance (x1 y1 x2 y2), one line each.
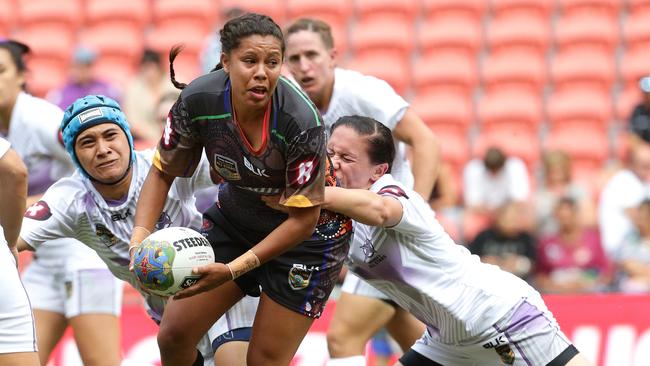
78 107 104 123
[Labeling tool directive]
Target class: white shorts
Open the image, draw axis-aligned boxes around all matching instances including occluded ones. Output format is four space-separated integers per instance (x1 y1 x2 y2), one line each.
341 271 390 300
207 295 259 352
0 245 37 354
405 295 576 366
22 258 123 318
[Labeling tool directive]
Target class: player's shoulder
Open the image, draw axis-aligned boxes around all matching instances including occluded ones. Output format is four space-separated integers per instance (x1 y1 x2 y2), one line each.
335 68 395 94
274 76 323 131
41 175 87 208
180 70 230 116
372 174 410 199
15 93 64 127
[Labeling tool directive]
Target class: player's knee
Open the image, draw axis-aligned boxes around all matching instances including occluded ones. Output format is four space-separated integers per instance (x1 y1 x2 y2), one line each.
157 322 189 351
247 343 290 365
327 327 354 356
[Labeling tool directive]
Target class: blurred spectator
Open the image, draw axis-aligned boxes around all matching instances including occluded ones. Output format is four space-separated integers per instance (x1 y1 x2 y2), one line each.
47 46 120 109
123 49 177 142
200 7 245 73
534 150 595 236
469 201 537 281
598 142 650 256
613 199 650 293
535 197 612 294
629 76 650 144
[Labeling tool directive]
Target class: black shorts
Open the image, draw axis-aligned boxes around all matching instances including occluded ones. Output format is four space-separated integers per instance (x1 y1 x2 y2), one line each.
201 205 351 319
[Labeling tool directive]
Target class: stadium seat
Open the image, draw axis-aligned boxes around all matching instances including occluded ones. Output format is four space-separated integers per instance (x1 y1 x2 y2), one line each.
616 86 642 122
85 0 149 33
0 0 16 36
429 129 470 187
152 0 217 35
13 28 74 71
410 92 473 136
23 58 67 98
558 0 620 19
91 59 135 91
413 53 477 98
351 17 415 60
554 13 618 54
221 0 286 24
417 16 482 59
146 25 205 62
544 127 609 183
422 0 485 22
18 0 81 39
79 26 143 75
620 48 650 91
546 89 613 132
627 0 650 15
481 51 546 96
477 90 543 134
486 15 550 57
355 0 419 24
489 0 554 20
623 12 650 52
345 54 411 96
472 127 540 168
551 49 615 93
286 0 352 30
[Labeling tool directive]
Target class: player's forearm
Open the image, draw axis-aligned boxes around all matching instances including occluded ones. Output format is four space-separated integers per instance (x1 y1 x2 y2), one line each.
410 131 440 199
131 166 174 244
0 151 28 247
323 187 397 227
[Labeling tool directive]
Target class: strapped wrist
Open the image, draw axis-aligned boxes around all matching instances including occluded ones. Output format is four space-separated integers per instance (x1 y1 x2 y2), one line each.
226 250 261 280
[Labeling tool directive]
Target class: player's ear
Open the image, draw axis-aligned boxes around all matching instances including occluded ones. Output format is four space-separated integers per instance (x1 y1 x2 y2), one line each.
220 53 230 73
329 48 338 67
370 163 388 182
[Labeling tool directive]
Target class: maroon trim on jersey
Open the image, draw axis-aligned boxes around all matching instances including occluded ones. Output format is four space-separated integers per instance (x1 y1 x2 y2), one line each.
377 185 409 199
24 200 52 221
234 102 271 156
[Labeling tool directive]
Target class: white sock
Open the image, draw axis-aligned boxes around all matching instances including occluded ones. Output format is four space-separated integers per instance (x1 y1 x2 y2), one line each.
326 355 366 366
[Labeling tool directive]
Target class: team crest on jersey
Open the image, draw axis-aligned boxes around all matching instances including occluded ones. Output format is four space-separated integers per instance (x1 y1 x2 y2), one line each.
65 281 73 299
378 185 409 199
361 238 376 258
96 223 118 247
495 345 515 365
214 154 241 180
160 112 180 150
24 201 52 221
155 211 172 230
288 263 318 290
288 155 319 188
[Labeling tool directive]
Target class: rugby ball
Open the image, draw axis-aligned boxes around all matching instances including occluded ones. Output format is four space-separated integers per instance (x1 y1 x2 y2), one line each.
132 227 214 296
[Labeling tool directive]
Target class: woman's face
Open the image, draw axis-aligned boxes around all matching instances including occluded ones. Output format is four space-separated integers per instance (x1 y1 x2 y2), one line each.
221 35 283 110
0 49 24 112
75 123 131 184
327 125 386 189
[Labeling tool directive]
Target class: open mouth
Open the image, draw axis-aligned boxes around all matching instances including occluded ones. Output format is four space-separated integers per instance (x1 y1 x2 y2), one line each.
249 86 268 99
300 77 315 87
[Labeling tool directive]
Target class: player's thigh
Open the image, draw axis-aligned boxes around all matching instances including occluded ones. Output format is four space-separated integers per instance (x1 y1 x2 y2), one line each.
247 293 314 366
69 314 121 366
386 308 426 352
214 341 248 366
0 352 40 366
33 309 67 363
329 292 396 343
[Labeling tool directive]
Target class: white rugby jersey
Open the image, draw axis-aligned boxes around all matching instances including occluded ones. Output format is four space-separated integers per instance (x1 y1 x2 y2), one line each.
322 68 413 188
20 150 213 313
3 92 101 266
347 174 538 344
0 137 10 243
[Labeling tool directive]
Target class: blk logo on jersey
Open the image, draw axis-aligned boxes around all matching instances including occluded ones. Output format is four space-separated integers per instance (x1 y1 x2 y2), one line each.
378 185 409 199
160 113 179 150
24 201 52 221
243 156 269 177
288 155 319 188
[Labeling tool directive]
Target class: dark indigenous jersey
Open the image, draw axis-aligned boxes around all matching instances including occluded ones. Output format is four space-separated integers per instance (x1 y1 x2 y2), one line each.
153 70 348 241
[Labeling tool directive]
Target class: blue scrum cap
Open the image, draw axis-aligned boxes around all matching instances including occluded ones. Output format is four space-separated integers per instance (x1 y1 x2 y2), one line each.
60 95 135 179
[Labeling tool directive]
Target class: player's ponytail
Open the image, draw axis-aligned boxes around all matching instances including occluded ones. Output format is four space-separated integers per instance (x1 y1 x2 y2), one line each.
168 45 187 90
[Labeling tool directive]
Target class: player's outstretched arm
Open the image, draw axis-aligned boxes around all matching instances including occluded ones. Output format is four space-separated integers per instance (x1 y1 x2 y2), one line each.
392 109 440 198
0 148 28 249
323 186 402 227
130 165 175 248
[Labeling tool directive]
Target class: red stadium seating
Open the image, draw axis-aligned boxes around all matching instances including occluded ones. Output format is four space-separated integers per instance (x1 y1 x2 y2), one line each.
351 17 415 61
152 0 217 35
85 0 149 33
616 86 642 122
422 0 485 22
554 13 618 54
414 53 477 98
145 25 204 80
411 92 473 136
472 127 540 168
623 12 650 52
477 90 544 134
344 54 411 96
551 49 616 93
486 15 550 57
481 51 546 96
18 0 81 39
355 0 419 24
221 0 286 24
23 57 67 98
546 88 613 131
0 0 16 36
544 127 609 182
13 28 74 71
417 16 482 59
558 0 620 19
79 25 143 78
286 0 352 30
489 0 554 20
620 47 650 91
627 0 650 15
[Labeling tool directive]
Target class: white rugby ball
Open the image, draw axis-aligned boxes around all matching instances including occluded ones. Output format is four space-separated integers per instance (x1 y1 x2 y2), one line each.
132 227 214 296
